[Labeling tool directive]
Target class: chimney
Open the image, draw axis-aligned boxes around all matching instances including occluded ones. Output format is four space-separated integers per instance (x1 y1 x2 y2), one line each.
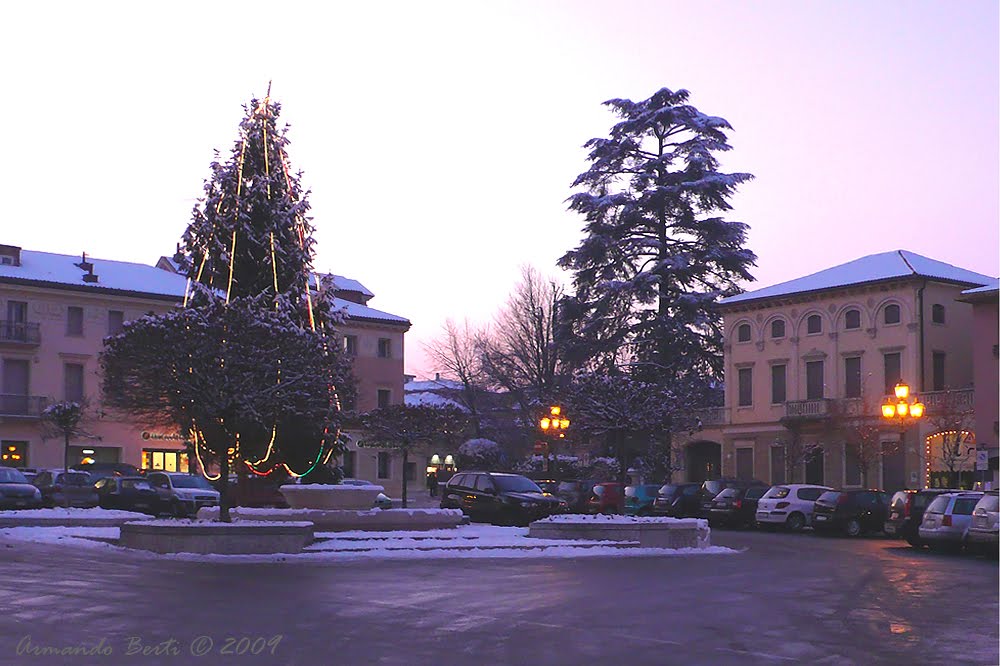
75 251 94 274
435 373 440 381
0 244 20 266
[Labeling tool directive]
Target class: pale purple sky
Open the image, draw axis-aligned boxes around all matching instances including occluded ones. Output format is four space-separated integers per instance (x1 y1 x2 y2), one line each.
2 1 997 377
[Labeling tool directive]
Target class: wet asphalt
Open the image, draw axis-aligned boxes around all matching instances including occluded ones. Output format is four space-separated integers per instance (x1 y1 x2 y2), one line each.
0 528 996 666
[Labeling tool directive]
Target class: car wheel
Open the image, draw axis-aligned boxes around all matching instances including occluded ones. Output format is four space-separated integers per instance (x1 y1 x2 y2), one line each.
785 513 806 532
171 500 187 518
845 519 862 537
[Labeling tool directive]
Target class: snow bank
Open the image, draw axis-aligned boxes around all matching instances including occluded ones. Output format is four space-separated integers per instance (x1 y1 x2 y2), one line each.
0 508 148 520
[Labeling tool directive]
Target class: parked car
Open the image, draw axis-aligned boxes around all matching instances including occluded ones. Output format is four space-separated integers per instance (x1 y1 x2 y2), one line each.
697 479 767 517
440 472 564 525
811 489 891 536
917 491 984 551
966 491 999 556
586 482 625 514
555 479 600 513
884 488 961 546
707 485 769 528
651 482 702 517
755 484 832 531
95 476 159 514
624 484 661 516
72 462 141 487
32 469 99 508
341 479 393 509
532 478 561 495
146 471 220 517
0 466 43 510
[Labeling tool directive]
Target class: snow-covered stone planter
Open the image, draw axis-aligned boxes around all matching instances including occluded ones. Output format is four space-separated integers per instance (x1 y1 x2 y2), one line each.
0 508 151 528
197 506 467 532
279 484 384 510
527 515 711 549
119 520 315 554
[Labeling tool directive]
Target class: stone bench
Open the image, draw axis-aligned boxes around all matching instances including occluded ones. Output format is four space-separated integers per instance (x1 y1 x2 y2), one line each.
119 520 315 554
527 516 711 549
196 507 466 532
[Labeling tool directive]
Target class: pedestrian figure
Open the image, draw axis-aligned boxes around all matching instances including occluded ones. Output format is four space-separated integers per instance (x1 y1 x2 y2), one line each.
427 470 439 497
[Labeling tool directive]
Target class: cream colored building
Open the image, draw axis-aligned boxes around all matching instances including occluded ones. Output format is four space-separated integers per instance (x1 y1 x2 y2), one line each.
1 245 414 497
674 250 995 491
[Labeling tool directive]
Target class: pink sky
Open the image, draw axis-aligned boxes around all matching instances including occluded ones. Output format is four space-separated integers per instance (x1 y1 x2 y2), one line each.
2 1 997 377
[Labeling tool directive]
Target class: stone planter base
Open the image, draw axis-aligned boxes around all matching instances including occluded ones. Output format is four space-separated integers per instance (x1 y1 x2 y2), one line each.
197 507 466 532
527 517 711 549
119 520 315 554
279 484 384 510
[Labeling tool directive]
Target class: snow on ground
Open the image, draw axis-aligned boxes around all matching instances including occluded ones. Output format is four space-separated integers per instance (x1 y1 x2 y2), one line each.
0 523 740 562
0 508 148 520
538 514 706 525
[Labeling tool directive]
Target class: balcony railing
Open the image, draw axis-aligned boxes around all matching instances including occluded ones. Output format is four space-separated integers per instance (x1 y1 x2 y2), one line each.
0 394 48 418
920 388 975 414
693 406 730 427
0 321 41 345
784 399 834 419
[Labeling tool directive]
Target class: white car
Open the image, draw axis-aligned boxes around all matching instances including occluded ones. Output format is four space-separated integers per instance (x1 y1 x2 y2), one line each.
755 484 832 531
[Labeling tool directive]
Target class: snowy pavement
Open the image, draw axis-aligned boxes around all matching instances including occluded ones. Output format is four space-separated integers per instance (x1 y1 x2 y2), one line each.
0 522 738 562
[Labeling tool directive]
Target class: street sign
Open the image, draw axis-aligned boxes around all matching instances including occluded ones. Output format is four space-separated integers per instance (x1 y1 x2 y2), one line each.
976 450 989 471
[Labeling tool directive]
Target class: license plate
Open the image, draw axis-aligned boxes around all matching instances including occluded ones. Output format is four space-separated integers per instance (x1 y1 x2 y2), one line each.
815 515 827 521
135 503 149 509
756 512 767 519
885 524 896 534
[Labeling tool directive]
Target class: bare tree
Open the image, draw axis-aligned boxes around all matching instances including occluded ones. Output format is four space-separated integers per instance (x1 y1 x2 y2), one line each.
774 424 822 484
828 397 900 488
926 390 977 488
423 318 489 436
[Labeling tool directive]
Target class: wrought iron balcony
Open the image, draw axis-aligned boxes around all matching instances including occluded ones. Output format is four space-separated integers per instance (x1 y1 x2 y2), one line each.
0 394 48 418
693 406 730 427
919 388 974 414
0 321 41 346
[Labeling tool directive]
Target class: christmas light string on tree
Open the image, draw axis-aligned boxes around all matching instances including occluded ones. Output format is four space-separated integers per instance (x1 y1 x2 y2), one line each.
178 85 344 479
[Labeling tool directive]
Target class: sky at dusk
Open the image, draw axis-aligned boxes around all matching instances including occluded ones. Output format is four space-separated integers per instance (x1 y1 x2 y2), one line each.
2 1 997 377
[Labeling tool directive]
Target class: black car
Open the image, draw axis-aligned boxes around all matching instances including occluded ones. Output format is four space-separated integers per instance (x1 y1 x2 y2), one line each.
32 470 99 508
72 462 141 487
0 466 43 510
884 488 962 546
651 483 702 517
707 485 769 528
697 478 767 517
440 472 564 526
811 489 892 536
95 476 160 514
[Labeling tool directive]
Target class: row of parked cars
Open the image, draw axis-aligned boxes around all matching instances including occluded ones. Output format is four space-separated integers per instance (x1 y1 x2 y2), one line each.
440 471 998 555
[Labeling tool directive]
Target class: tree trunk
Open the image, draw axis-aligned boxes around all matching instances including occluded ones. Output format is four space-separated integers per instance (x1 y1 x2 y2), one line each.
219 451 231 523
401 448 409 509
63 431 71 508
615 431 628 512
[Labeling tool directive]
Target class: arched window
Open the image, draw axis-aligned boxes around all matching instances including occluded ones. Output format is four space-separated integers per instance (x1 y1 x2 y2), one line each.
737 323 751 343
883 304 900 325
770 320 785 339
806 314 822 335
844 309 861 330
932 304 945 324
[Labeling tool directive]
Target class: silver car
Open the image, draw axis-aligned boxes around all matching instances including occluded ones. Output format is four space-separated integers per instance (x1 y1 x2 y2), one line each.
966 491 998 556
917 492 984 551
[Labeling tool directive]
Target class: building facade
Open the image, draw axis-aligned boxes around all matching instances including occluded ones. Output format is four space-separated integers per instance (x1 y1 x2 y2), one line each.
0 245 413 497
674 250 995 492
958 279 999 487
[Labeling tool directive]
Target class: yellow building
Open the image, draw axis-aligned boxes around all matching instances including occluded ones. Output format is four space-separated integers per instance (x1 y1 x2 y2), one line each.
676 250 995 491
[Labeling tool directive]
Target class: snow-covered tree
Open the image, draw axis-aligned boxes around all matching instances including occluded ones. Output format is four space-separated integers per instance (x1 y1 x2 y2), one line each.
360 404 469 508
457 438 504 470
559 88 756 383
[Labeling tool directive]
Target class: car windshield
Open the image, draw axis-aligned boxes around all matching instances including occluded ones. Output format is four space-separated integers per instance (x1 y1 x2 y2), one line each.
170 476 215 490
977 494 999 512
0 468 28 484
558 481 580 493
625 486 639 498
818 491 841 503
658 484 677 496
58 473 91 486
913 493 941 510
925 496 950 514
121 479 151 490
715 488 739 499
763 486 790 499
745 487 767 500
492 476 541 493
704 480 728 496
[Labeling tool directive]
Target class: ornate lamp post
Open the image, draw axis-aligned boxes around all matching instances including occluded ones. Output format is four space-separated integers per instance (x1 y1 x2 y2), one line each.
880 381 925 487
538 406 570 474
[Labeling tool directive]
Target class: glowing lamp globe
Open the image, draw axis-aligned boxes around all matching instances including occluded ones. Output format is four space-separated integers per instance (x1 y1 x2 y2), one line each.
881 403 896 419
894 382 910 400
896 401 909 417
540 417 551 430
910 402 925 418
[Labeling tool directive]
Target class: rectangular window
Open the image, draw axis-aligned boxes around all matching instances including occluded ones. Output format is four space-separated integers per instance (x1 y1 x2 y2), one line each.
405 461 416 482
377 452 391 479
844 447 862 486
737 368 753 407
844 356 862 398
770 446 785 485
377 338 392 359
806 360 824 400
108 310 124 336
770 365 786 404
377 389 391 409
342 450 356 478
805 448 824 485
343 335 358 356
883 352 901 395
736 448 754 481
64 363 85 402
932 352 946 391
67 306 84 336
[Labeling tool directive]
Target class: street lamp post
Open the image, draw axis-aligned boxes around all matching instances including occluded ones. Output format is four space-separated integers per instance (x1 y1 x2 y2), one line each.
880 382 925 488
539 405 570 475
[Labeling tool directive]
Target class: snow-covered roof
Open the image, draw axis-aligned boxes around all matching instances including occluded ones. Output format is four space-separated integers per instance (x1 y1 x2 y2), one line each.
324 274 373 298
961 278 999 296
0 250 188 300
720 250 996 306
404 391 468 411
333 297 409 326
405 378 465 392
